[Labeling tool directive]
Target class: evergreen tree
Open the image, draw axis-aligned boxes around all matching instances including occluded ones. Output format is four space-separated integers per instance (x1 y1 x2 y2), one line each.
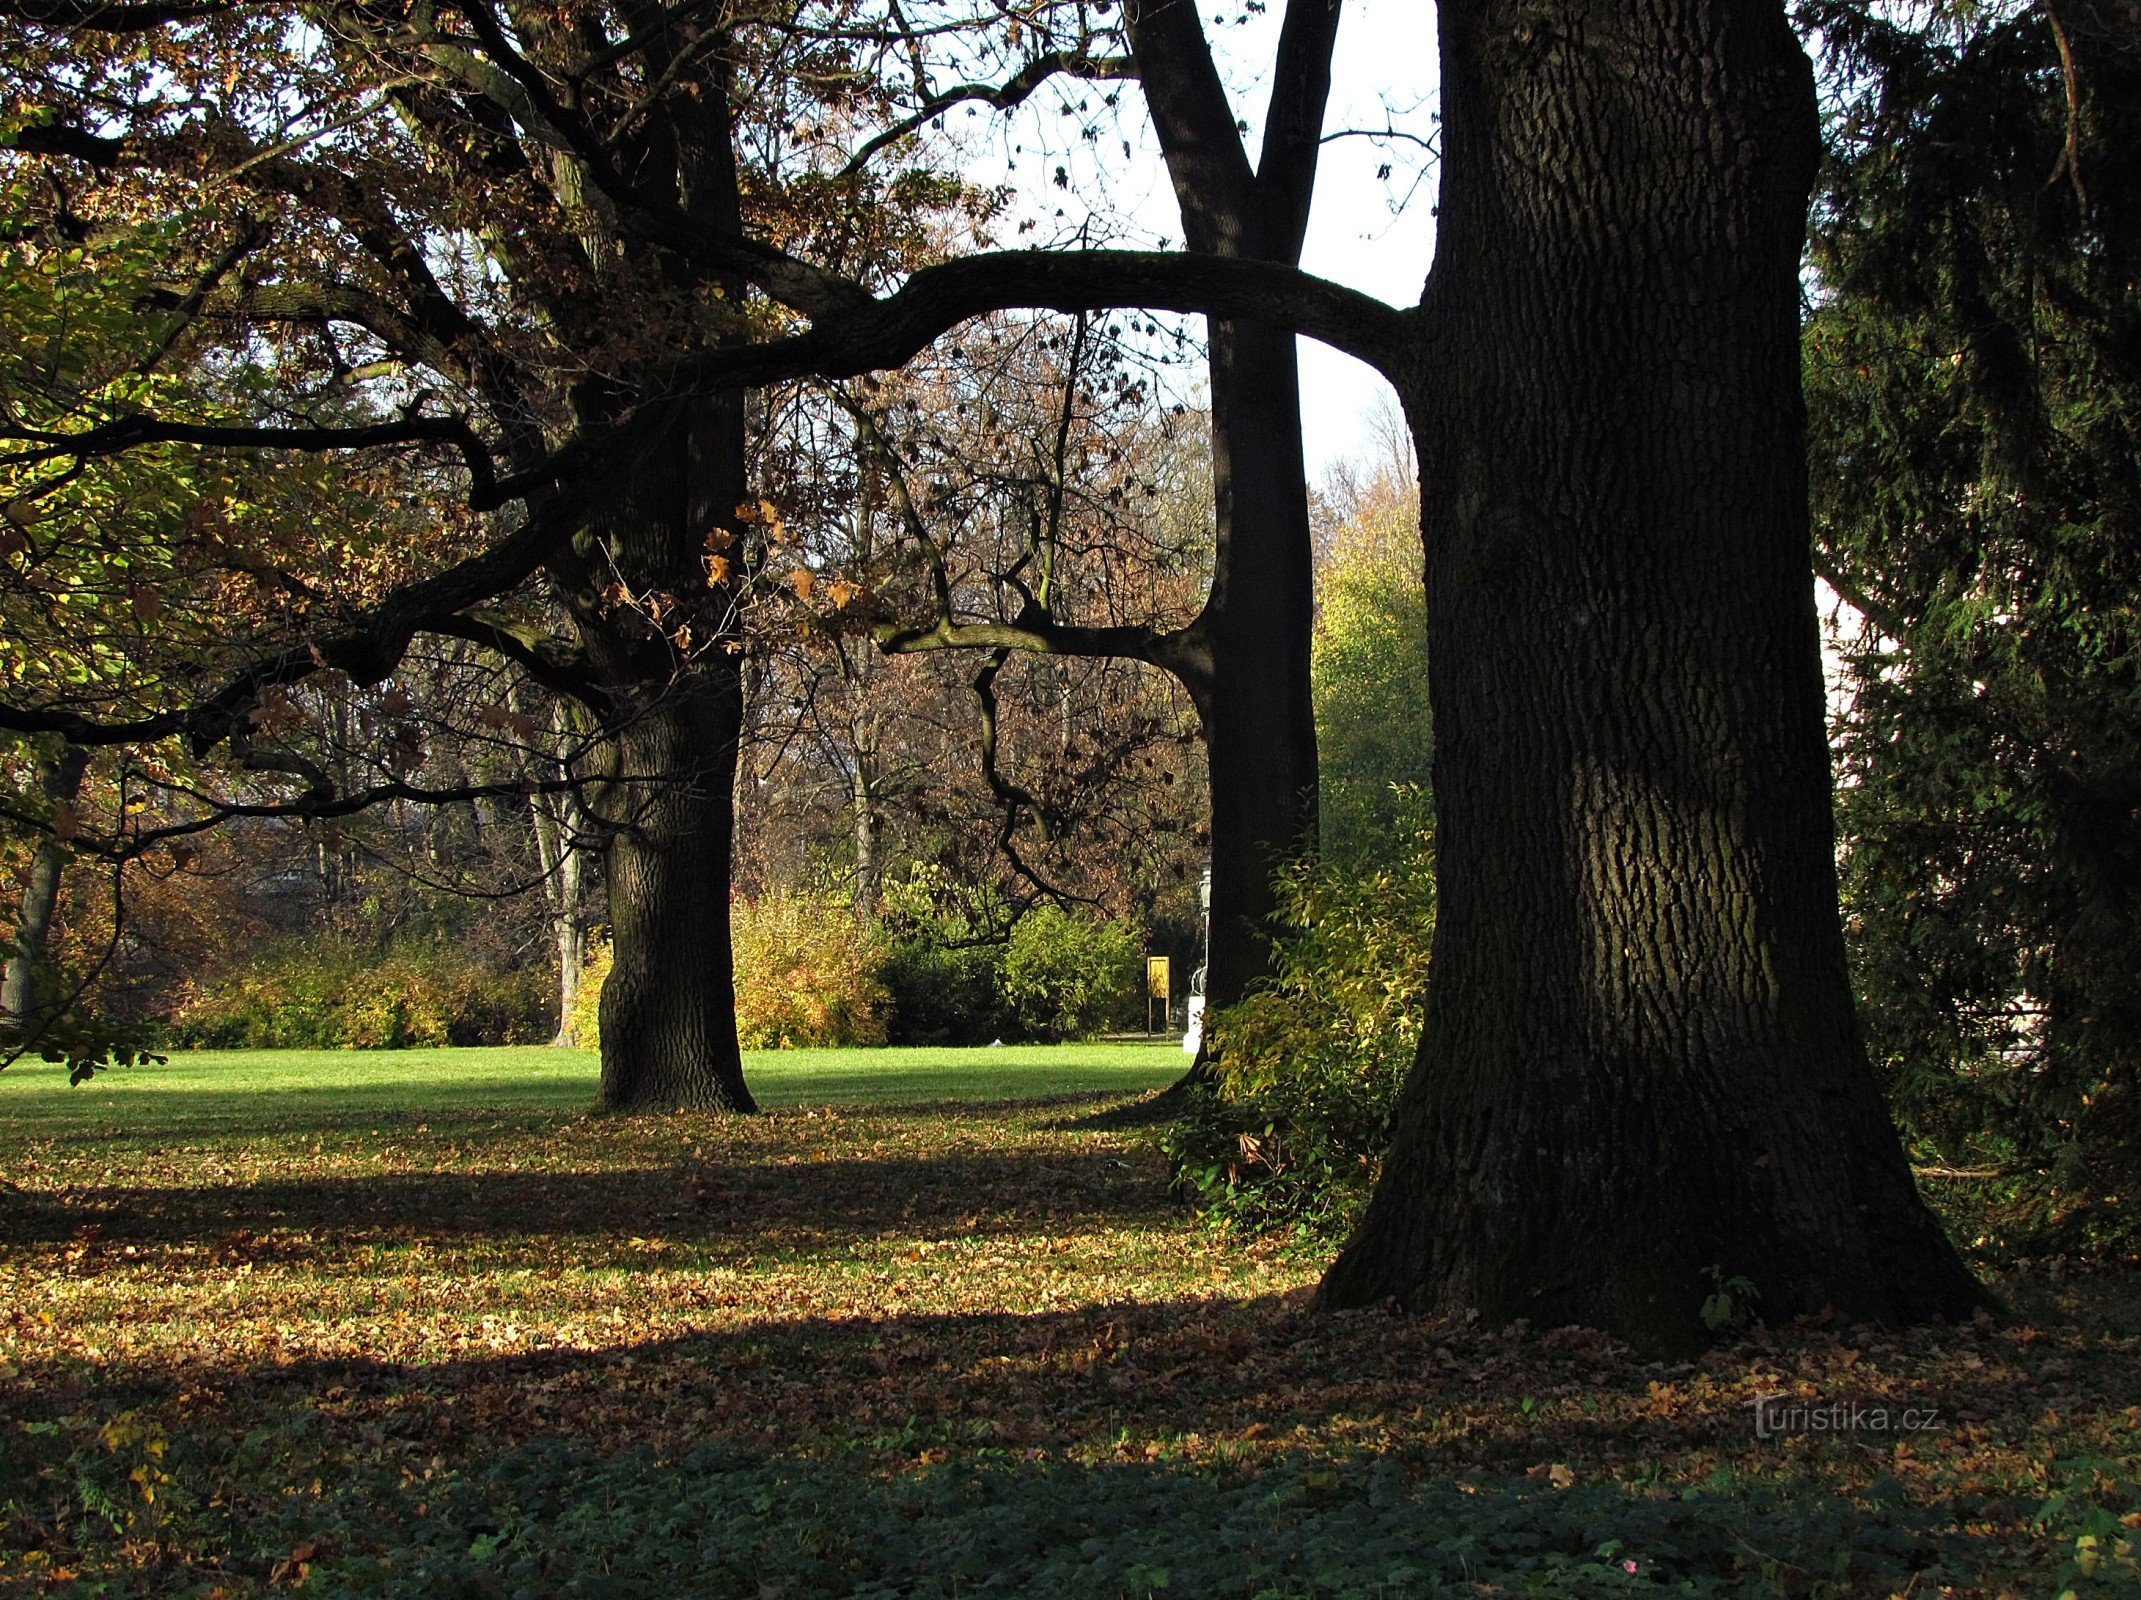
1807 0 2141 1247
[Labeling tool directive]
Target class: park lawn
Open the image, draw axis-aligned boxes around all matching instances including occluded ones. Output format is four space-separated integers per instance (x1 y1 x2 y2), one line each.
0 1049 2136 1597
0 1042 1187 1142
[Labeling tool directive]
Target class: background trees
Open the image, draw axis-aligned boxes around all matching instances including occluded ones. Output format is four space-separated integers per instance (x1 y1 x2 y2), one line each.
1807 0 2141 1254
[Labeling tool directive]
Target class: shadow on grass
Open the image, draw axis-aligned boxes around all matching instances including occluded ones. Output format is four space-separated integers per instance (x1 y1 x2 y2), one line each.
12 1335 1987 1600
0 1141 1177 1254
4 1084 1173 1147
291 1441 1983 1599
1 1291 1777 1484
1042 1088 1188 1133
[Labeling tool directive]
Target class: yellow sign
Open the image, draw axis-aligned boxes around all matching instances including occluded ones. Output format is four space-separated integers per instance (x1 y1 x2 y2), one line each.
1146 956 1171 1001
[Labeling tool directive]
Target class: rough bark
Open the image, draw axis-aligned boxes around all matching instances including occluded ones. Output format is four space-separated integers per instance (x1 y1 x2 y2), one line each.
1318 0 1986 1348
594 656 752 1112
572 42 758 1113
1 743 87 1030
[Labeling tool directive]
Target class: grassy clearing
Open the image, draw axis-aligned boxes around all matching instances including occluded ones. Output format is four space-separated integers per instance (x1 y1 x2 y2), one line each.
1 1048 2138 1596
0 1042 1186 1136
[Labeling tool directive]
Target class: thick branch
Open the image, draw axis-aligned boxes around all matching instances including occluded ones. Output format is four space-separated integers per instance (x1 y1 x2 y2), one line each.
424 612 615 715
1123 0 1255 250
0 456 612 750
672 250 1413 390
3 414 520 508
1256 0 1345 255
878 614 1172 664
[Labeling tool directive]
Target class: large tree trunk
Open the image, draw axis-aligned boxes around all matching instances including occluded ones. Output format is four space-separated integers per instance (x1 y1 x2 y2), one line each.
570 46 758 1113
596 656 752 1111
1 743 87 1031
1319 0 1985 1348
580 392 756 1114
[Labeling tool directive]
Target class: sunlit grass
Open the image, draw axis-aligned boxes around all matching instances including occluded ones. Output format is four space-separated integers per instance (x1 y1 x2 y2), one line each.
0 1040 1185 1139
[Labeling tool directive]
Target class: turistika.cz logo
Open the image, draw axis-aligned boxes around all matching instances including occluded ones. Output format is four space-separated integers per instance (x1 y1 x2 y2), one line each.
1750 1393 1943 1439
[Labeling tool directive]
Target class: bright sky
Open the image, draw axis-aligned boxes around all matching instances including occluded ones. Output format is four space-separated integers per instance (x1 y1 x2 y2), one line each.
960 0 1439 481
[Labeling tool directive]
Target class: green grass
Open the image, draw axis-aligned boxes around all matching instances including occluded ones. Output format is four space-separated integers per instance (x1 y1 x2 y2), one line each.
0 1041 1184 1138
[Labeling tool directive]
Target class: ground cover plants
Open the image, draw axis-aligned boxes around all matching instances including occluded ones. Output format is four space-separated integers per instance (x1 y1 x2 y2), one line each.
2 1049 2138 1597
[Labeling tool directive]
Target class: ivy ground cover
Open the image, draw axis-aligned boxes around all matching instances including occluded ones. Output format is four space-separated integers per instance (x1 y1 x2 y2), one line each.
2 1046 2137 1597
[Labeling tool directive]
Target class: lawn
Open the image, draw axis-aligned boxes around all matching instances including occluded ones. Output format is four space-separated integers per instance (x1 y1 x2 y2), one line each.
0 1042 1187 1138
2 1047 2138 1596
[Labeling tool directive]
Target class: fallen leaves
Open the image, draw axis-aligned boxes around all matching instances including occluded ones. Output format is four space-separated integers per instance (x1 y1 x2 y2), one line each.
0 1080 2135 1596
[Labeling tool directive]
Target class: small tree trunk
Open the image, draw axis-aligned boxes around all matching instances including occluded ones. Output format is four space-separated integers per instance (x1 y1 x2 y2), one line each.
550 843 586 1046
513 688 593 1046
2 744 87 1030
1196 320 1319 1020
1123 0 1336 1064
851 697 883 915
1319 0 1985 1349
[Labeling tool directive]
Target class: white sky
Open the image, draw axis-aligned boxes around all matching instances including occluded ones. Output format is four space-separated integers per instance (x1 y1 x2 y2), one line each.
958 0 1439 480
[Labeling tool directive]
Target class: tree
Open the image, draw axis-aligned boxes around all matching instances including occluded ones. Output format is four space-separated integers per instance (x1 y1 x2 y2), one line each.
1806 0 2141 1245
0 0 984 1109
1308 0 1985 1347
855 0 1351 1035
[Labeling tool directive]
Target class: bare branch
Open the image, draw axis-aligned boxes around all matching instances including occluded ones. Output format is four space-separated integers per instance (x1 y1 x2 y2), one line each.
838 51 1136 179
2 413 521 508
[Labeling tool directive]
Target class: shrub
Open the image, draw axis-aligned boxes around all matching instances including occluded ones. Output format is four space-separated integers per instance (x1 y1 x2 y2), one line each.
877 864 1014 1045
1164 799 1434 1239
566 898 889 1052
1000 906 1139 1043
880 938 1008 1045
565 938 608 1050
167 935 550 1049
732 891 889 1048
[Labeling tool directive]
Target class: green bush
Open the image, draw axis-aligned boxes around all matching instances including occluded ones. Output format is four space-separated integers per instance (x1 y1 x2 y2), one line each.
1165 801 1434 1239
877 864 1014 1045
880 938 1009 1045
167 935 550 1049
1001 906 1139 1043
